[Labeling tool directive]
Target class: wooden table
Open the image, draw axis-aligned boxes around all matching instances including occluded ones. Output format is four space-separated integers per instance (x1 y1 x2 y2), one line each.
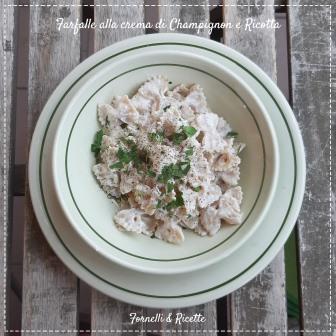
1 1 335 335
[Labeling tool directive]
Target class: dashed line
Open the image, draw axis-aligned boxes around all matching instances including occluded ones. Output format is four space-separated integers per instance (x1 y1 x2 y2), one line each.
1 4 334 7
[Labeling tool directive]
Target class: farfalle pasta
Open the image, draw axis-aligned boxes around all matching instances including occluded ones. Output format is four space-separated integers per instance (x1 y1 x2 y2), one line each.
91 76 245 244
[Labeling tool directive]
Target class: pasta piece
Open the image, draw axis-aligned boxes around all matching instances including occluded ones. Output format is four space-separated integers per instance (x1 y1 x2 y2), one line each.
196 112 219 132
119 168 141 195
187 149 214 187
184 84 209 114
114 208 146 234
200 206 221 236
194 223 208 237
179 185 198 214
100 145 118 166
217 186 243 224
155 218 185 244
141 215 159 236
197 183 222 208
133 184 161 216
217 117 231 137
112 95 139 125
169 84 190 101
157 105 185 136
97 103 121 128
214 148 241 186
132 75 168 112
92 163 120 197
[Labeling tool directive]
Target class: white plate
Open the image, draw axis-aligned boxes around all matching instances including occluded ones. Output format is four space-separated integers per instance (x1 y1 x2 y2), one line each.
28 34 305 308
51 49 279 274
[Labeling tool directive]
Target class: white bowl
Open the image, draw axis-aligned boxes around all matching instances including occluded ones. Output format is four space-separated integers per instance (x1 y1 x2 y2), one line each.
51 47 279 274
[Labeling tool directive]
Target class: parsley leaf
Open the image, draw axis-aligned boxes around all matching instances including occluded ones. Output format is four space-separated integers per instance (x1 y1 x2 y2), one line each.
110 161 123 169
185 147 193 158
227 131 238 138
165 192 184 211
193 186 201 192
117 147 133 164
171 126 197 145
172 132 187 145
147 169 156 178
166 181 174 193
115 143 143 171
175 161 191 177
158 161 190 184
91 129 104 158
148 131 165 143
182 126 197 137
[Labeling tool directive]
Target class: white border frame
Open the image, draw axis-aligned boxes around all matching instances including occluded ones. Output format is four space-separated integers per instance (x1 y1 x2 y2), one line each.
1 2 333 333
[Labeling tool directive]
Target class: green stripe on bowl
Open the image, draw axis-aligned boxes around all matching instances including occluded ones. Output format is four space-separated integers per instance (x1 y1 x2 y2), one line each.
65 63 266 262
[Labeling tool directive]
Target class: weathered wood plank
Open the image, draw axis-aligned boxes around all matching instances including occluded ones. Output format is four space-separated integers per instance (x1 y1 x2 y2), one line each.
288 2 336 333
159 0 210 37
91 290 144 334
224 1 288 334
0 2 16 335
158 1 217 335
160 305 217 336
21 4 81 334
90 1 145 334
94 0 145 49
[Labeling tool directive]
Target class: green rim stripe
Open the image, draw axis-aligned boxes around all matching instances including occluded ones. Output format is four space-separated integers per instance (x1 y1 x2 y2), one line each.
65 63 266 262
38 42 297 299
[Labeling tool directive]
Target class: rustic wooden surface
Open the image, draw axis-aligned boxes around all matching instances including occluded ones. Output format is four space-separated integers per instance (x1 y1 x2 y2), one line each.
90 2 146 335
158 1 217 335
224 1 288 334
21 3 81 334
94 0 145 50
0 2 15 335
159 0 210 37
288 2 336 333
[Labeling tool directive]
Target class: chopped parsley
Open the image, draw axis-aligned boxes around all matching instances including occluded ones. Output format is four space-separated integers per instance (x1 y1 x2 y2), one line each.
185 147 193 158
168 81 173 84
117 147 136 164
171 126 197 145
227 131 238 138
182 126 197 137
165 192 184 211
166 181 174 193
91 129 104 158
109 142 144 171
148 131 165 143
158 161 191 184
172 132 187 145
193 186 201 192
110 161 123 169
147 169 156 178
